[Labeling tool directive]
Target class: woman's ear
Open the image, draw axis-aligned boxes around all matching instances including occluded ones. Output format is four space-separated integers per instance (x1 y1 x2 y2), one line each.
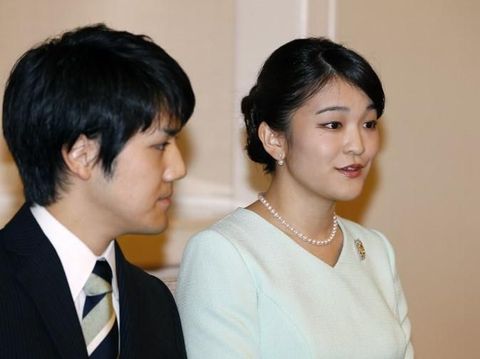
61 134 99 180
258 121 287 162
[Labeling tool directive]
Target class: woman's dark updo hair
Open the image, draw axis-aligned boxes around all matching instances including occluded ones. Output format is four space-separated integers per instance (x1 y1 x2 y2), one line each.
241 37 385 173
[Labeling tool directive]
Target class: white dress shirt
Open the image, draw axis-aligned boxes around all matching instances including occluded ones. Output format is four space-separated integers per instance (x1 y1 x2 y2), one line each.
30 205 120 325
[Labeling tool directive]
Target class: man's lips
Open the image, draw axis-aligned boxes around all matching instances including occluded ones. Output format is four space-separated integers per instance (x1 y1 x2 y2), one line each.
158 192 173 204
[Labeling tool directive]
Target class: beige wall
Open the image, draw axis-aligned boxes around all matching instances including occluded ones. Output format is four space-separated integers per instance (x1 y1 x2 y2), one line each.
1 0 479 357
335 1 480 358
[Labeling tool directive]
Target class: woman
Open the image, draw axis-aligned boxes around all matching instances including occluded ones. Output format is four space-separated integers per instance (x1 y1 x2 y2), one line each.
176 38 413 358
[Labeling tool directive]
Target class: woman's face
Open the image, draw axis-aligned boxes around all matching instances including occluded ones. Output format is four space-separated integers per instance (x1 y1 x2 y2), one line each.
280 79 380 202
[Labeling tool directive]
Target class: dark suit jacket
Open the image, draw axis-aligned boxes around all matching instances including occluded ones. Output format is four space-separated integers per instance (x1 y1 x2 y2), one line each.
0 204 187 358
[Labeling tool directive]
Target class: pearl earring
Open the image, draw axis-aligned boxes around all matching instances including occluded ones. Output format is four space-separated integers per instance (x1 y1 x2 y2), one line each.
277 154 285 166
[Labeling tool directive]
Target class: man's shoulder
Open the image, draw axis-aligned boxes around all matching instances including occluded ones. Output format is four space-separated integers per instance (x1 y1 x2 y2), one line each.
0 204 40 245
121 259 174 298
0 205 35 271
0 235 13 287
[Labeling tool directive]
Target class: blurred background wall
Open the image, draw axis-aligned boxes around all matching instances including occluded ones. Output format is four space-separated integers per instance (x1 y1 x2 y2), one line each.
1 0 478 357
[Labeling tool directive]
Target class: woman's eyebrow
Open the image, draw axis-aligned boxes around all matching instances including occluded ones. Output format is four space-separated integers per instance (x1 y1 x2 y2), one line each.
315 103 376 115
315 106 349 115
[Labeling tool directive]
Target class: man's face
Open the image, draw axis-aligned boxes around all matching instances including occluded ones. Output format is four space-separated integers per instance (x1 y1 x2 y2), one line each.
87 118 186 237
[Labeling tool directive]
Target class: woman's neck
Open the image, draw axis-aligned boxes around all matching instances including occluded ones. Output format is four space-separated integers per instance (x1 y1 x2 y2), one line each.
257 177 336 240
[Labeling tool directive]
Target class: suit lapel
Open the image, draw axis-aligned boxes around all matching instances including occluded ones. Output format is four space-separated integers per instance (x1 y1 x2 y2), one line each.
3 205 88 359
115 243 142 356
115 242 188 358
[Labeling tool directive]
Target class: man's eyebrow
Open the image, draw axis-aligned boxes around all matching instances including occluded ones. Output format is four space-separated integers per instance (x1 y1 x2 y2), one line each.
161 127 181 136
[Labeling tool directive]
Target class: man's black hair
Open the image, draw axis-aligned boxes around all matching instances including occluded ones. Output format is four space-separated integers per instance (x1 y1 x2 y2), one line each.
2 24 195 205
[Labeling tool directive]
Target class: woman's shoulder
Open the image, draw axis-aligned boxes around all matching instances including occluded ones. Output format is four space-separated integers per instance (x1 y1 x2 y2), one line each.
185 208 262 250
192 208 269 242
338 216 396 259
339 216 386 238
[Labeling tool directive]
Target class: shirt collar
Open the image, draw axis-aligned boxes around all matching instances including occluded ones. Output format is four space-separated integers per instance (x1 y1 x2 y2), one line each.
30 204 118 301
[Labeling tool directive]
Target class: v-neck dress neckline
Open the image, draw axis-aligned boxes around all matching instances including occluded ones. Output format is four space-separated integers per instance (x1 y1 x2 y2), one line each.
239 207 354 270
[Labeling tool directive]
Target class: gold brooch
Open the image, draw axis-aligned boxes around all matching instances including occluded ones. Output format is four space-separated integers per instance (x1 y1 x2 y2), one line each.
354 239 366 260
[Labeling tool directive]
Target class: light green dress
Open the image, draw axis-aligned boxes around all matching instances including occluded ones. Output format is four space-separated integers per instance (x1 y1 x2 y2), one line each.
176 208 414 359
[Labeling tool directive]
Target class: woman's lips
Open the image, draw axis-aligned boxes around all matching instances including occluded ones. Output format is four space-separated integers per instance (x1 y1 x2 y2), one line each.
336 164 364 178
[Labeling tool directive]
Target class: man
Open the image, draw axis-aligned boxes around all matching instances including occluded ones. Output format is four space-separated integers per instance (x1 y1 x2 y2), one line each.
0 24 194 358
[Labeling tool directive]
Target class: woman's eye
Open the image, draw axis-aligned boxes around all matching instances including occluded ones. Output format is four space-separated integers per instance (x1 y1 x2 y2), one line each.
321 122 342 129
364 120 378 129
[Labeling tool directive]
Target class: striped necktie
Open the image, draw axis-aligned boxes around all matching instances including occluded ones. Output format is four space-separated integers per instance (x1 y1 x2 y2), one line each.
81 260 119 358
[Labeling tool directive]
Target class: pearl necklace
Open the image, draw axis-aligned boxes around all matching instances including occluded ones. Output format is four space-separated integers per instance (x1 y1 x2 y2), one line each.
258 193 338 246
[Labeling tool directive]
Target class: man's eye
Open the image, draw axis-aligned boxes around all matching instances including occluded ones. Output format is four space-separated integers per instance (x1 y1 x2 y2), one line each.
155 142 170 151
